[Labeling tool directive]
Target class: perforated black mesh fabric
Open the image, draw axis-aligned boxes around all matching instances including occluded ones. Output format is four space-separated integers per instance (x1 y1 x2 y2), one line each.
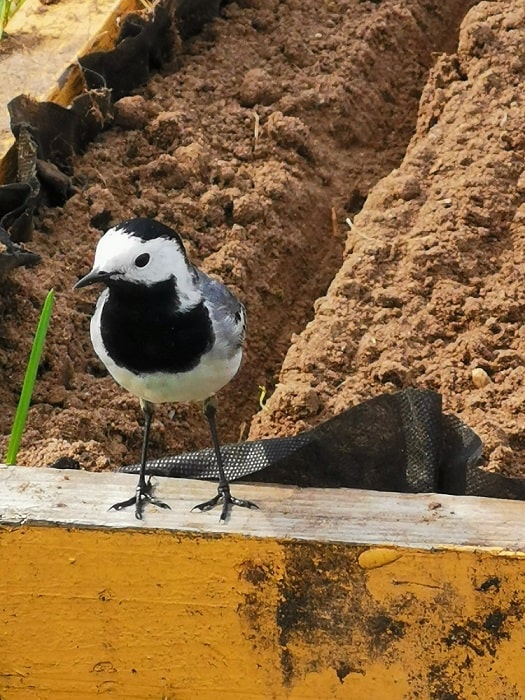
120 388 525 499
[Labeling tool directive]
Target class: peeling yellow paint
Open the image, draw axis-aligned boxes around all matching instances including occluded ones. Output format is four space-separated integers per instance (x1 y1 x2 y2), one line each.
1 525 525 699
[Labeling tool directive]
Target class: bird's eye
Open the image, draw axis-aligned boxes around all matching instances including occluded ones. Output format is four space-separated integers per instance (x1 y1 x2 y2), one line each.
134 253 150 268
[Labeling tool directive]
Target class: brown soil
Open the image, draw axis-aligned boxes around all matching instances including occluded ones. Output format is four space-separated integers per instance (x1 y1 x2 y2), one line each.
1 0 524 480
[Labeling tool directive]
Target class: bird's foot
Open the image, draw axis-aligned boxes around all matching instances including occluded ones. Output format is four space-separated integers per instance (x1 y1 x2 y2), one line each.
110 478 171 520
192 485 258 522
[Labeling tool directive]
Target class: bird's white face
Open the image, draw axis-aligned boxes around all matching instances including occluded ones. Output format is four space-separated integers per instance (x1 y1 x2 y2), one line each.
90 226 201 308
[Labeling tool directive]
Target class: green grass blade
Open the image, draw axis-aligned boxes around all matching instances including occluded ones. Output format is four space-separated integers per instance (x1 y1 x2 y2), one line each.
1 0 12 36
1 0 27 40
5 289 55 465
0 1 7 40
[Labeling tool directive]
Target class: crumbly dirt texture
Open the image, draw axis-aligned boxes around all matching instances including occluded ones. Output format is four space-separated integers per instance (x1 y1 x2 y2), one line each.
1 0 524 479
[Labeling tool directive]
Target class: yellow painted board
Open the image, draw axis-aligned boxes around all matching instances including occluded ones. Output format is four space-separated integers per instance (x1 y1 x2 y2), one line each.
0 0 145 158
1 465 525 698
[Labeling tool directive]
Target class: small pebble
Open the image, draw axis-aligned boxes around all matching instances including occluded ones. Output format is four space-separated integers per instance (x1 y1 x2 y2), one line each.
472 367 491 388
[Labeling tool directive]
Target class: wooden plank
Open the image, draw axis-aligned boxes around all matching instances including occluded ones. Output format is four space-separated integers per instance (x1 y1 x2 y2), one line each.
0 0 144 159
2 465 525 699
1 463 525 550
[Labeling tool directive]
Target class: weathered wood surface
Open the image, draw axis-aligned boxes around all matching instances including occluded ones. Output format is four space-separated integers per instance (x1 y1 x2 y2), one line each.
1 463 525 550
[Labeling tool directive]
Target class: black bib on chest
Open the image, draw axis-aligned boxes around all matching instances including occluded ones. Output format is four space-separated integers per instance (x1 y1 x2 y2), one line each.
100 279 214 375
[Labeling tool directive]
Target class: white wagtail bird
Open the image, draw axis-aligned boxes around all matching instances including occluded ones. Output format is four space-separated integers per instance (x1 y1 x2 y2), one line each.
75 217 257 521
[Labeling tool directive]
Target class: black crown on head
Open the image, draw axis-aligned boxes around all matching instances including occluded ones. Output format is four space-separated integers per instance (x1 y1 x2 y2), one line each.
115 218 184 247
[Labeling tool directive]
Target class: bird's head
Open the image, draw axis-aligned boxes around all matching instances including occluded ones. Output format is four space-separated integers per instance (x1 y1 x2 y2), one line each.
74 218 200 308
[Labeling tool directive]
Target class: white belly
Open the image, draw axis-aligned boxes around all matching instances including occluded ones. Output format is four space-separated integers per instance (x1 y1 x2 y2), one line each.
103 351 242 404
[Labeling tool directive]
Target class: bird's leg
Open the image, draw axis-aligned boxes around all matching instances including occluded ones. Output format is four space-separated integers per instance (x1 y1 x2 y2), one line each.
192 396 258 522
110 399 171 519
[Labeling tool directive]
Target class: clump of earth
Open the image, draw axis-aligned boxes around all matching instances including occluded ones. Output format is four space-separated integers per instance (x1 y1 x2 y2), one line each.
1 0 524 481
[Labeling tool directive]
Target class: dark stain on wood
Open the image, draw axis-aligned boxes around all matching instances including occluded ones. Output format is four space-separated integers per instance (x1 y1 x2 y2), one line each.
237 545 525 696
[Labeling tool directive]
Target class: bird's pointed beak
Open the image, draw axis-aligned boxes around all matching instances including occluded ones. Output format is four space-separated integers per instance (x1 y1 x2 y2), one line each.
74 269 111 289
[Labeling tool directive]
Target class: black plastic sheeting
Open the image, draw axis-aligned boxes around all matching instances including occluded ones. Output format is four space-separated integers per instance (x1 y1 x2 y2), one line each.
119 389 525 501
0 0 222 276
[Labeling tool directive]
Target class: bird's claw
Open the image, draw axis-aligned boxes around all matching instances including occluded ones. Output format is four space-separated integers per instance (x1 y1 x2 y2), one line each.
110 479 171 520
192 486 258 522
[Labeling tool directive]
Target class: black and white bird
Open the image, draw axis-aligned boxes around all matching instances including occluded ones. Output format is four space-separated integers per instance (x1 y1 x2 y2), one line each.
75 217 256 521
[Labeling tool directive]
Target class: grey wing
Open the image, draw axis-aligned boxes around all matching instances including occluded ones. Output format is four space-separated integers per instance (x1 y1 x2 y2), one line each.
197 270 246 351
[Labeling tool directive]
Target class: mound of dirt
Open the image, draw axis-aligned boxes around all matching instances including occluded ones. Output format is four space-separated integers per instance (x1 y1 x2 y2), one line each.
3 0 522 481
251 1 525 478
